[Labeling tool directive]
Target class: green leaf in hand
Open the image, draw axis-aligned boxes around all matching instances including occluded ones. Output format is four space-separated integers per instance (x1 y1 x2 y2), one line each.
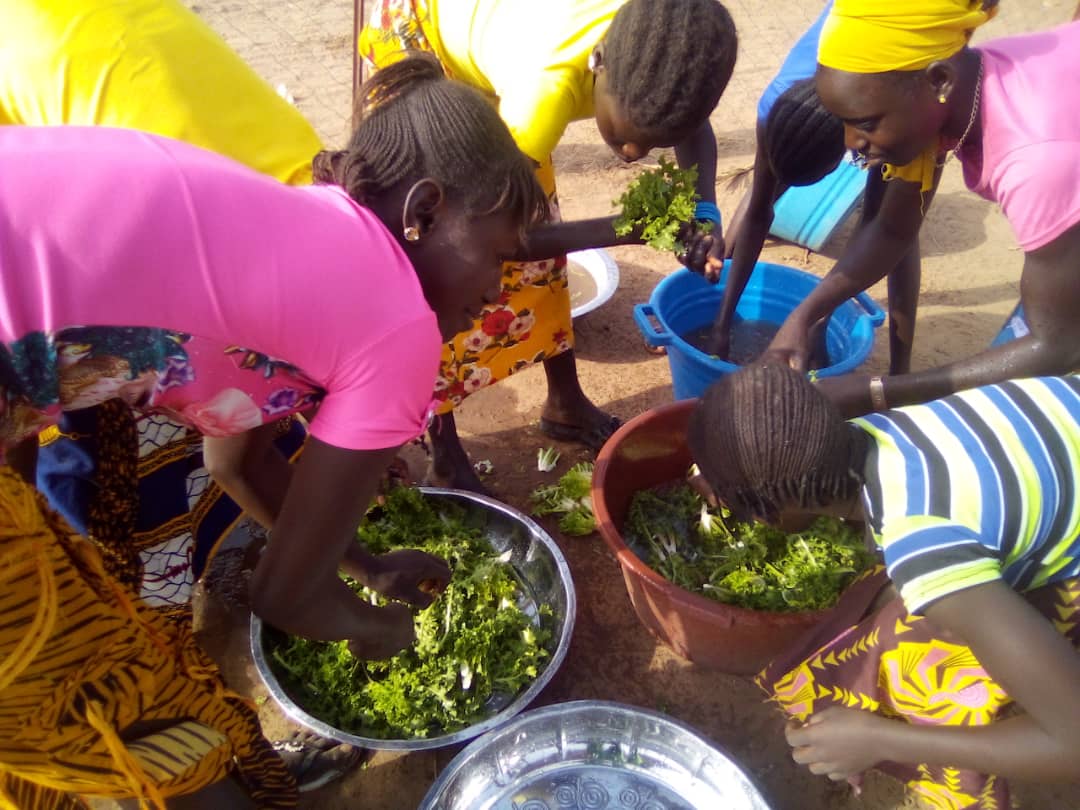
613 156 710 253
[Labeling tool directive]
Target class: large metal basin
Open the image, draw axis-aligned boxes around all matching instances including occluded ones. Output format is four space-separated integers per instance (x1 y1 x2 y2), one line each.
420 700 773 809
251 487 576 751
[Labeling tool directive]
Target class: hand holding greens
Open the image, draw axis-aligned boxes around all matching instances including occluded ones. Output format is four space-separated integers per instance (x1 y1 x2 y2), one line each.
613 156 710 253
265 487 552 739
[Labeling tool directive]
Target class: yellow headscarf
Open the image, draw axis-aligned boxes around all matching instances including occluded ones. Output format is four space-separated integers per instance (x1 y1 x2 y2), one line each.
818 0 995 191
818 0 993 72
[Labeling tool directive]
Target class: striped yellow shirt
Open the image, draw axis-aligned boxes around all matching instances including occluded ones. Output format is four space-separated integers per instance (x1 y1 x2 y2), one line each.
853 375 1080 614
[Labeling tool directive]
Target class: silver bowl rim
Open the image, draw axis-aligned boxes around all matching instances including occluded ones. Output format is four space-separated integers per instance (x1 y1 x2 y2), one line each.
419 698 772 808
249 486 577 751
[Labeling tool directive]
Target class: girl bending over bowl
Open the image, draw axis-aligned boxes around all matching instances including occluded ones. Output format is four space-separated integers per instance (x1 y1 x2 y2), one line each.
689 364 1080 809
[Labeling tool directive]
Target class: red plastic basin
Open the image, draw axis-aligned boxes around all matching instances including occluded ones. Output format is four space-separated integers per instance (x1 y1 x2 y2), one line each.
591 400 829 676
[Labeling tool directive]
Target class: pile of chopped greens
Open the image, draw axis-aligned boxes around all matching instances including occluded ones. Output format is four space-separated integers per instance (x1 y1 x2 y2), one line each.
625 482 873 612
613 156 709 253
265 487 552 739
530 462 596 536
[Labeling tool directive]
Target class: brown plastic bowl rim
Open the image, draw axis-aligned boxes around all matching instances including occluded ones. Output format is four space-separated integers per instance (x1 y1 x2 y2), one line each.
592 400 829 626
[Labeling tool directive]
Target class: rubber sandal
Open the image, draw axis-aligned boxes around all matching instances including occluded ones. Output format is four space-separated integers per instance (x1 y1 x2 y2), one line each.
272 733 369 793
538 414 622 453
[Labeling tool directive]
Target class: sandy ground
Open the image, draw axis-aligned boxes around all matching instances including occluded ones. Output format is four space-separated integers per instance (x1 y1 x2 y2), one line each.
177 1 1080 808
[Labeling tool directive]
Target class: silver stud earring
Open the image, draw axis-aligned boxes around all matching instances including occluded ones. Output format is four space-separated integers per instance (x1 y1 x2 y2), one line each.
587 51 598 72
403 225 420 242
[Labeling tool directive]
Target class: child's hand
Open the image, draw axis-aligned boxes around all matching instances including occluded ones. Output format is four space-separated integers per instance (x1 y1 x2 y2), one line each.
676 222 724 283
347 603 415 660
364 549 451 608
785 706 892 781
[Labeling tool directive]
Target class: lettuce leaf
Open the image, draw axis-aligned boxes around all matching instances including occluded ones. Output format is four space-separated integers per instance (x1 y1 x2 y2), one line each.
265 487 552 739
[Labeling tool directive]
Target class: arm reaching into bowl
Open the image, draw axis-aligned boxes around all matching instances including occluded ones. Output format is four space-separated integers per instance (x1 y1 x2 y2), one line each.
204 424 450 616
764 172 931 375
815 223 1080 417
244 438 427 656
684 2 845 358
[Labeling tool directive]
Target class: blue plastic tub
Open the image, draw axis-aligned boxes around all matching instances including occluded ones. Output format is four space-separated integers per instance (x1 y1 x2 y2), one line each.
991 302 1027 346
770 157 866 251
633 262 885 401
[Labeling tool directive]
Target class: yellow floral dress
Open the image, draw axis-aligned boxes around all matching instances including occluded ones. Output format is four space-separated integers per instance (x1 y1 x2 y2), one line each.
359 0 624 414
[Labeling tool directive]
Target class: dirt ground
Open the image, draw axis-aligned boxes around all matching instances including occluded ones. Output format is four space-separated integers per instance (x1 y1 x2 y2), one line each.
181 1 1080 809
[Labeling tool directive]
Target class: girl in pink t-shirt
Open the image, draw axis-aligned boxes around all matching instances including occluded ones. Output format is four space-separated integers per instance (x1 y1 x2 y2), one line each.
767 18 1080 420
0 56 547 655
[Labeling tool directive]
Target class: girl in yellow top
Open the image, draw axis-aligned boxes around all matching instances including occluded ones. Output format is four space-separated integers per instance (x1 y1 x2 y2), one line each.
361 0 738 489
0 0 322 183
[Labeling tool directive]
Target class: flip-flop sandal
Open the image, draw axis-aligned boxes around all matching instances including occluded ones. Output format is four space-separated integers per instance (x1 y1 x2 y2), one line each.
272 733 369 793
538 414 623 453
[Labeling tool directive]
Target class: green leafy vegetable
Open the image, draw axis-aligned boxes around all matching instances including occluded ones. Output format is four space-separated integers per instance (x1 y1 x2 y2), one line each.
537 446 561 472
530 462 596 536
625 481 873 612
613 156 711 253
265 487 552 739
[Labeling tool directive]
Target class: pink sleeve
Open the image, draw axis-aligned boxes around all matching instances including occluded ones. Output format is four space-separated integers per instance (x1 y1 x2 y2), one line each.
993 143 1080 252
307 315 441 450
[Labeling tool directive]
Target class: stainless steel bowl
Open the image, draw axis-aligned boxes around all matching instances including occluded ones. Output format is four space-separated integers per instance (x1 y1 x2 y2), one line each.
250 487 576 751
420 700 773 810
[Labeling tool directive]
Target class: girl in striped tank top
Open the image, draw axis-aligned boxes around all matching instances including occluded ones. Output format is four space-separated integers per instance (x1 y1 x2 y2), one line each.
690 364 1080 810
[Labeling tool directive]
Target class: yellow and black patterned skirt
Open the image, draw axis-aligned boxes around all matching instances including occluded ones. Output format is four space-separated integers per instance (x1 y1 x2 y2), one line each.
0 466 297 809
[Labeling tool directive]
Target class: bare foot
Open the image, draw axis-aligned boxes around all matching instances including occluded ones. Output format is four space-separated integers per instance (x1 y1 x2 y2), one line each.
541 350 622 452
424 456 491 495
426 412 491 494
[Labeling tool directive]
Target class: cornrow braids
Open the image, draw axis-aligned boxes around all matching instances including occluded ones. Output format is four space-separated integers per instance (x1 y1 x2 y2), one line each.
764 79 845 188
687 364 868 523
312 52 548 232
603 0 737 137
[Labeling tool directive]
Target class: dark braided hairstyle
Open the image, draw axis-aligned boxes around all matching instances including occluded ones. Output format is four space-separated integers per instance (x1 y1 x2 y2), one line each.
603 0 737 137
687 364 868 522
312 52 549 232
764 79 845 188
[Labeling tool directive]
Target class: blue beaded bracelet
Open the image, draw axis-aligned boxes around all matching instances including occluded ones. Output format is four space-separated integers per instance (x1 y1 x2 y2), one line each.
694 201 721 227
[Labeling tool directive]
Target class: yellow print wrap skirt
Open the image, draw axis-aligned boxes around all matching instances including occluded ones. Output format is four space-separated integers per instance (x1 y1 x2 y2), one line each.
756 566 1080 810
360 0 574 416
0 467 295 809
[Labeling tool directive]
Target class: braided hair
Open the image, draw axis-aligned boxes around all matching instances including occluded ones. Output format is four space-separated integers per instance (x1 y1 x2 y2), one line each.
603 0 737 137
312 52 548 231
687 364 868 522
764 79 845 188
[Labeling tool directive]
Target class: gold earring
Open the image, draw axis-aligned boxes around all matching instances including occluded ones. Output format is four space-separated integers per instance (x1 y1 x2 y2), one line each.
403 225 420 242
938 94 947 104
